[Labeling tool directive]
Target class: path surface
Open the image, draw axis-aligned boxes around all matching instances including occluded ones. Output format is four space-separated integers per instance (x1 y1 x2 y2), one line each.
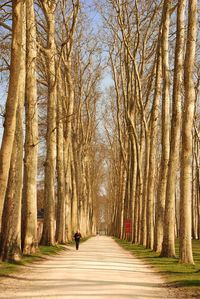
0 236 184 298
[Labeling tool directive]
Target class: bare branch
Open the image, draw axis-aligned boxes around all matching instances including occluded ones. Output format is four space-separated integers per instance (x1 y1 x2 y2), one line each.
0 22 12 31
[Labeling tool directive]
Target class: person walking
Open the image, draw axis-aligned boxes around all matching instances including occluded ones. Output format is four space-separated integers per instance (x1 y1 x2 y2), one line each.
73 230 82 250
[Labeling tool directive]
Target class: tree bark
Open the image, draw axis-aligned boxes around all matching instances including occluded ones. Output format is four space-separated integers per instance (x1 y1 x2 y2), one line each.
40 1 57 246
179 0 197 264
64 138 72 242
161 0 186 258
71 139 78 233
141 131 150 246
0 0 25 228
146 32 162 249
154 0 172 253
0 3 26 259
22 0 38 254
55 67 65 243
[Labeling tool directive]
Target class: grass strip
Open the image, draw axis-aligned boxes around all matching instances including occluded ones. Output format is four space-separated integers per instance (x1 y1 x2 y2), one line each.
0 235 92 278
113 237 200 296
0 244 65 278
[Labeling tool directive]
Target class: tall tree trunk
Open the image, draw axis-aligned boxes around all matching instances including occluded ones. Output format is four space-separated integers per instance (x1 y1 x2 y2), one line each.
0 0 25 227
146 33 162 249
55 67 65 243
140 131 150 246
132 137 139 244
22 0 38 254
63 103 73 241
71 139 78 233
137 127 145 245
0 116 24 261
120 167 127 239
192 147 198 239
64 139 72 242
79 154 88 237
0 3 26 259
179 0 197 264
41 1 57 245
63 59 74 241
65 56 78 234
194 137 200 239
86 157 93 235
161 0 186 258
154 0 172 253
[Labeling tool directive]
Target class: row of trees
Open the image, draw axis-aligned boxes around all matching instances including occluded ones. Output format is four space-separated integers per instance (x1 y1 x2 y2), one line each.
0 0 103 261
0 0 199 266
100 0 199 264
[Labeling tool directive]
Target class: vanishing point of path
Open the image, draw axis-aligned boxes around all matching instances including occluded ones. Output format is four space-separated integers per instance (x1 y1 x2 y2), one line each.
0 236 186 299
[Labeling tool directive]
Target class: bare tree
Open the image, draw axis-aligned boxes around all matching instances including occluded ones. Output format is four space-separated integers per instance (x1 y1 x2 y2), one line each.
161 0 186 258
39 0 57 246
22 0 39 255
0 1 26 261
179 0 198 264
0 0 26 228
55 66 66 243
154 0 173 253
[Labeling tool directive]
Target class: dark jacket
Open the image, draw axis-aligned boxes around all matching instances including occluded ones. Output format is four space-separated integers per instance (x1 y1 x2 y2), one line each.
74 232 82 242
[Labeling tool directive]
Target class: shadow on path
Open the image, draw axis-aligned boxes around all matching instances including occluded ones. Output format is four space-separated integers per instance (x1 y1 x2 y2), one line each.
0 236 187 298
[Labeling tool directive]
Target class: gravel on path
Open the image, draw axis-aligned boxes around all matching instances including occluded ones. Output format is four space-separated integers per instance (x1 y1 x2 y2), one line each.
0 236 190 299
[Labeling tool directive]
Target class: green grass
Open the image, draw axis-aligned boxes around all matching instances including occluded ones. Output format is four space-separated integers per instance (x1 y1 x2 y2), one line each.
114 237 200 296
0 236 92 279
0 244 66 278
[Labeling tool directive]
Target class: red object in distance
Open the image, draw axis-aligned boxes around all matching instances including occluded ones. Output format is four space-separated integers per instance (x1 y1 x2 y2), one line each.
125 220 131 233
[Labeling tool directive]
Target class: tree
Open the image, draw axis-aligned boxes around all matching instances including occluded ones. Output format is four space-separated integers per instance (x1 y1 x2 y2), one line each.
179 0 197 264
0 2 26 261
146 30 162 249
55 66 66 243
59 0 80 237
22 0 39 255
154 0 173 253
161 0 186 258
0 0 26 228
40 0 57 246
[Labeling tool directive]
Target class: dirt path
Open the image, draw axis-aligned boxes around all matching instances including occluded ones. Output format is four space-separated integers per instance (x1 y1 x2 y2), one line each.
0 236 187 298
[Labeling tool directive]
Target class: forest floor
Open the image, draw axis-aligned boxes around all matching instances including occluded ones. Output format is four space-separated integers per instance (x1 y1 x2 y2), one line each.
0 236 198 298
